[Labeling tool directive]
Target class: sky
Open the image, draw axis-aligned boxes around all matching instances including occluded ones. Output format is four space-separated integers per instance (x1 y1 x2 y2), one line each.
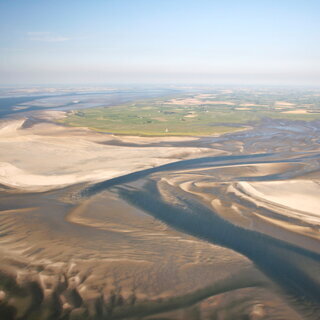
0 0 320 86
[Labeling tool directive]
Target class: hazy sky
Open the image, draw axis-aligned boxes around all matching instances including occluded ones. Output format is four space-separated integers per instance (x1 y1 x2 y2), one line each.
1 0 320 85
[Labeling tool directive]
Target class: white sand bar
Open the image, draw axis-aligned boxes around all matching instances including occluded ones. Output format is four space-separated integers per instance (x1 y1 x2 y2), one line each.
238 180 320 218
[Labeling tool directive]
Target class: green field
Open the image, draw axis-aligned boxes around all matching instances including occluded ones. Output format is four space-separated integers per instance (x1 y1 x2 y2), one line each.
59 94 320 136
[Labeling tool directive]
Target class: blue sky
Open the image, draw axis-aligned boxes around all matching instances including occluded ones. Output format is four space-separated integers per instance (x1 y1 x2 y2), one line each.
0 0 320 85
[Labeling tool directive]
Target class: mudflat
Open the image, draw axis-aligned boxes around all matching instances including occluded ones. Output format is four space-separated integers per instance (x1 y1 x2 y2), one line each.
0 88 320 320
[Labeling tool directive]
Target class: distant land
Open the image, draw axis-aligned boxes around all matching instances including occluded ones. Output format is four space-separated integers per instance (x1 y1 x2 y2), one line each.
60 89 320 136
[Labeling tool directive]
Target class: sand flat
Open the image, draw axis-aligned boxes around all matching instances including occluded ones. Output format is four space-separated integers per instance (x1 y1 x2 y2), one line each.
0 118 212 191
237 180 320 219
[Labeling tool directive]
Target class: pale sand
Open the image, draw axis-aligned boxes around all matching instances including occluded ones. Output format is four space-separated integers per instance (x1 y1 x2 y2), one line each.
254 212 320 240
166 98 235 106
0 118 212 191
203 100 235 105
281 109 309 114
195 94 217 99
0 119 25 136
166 98 203 105
237 180 320 220
109 134 198 144
239 103 267 107
275 101 296 107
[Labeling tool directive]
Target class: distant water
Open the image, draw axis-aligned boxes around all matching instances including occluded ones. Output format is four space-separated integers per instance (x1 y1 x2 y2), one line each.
0 88 179 118
0 95 55 117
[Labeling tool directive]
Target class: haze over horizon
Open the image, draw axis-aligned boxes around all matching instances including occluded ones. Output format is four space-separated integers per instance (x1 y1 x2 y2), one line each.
1 0 320 86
